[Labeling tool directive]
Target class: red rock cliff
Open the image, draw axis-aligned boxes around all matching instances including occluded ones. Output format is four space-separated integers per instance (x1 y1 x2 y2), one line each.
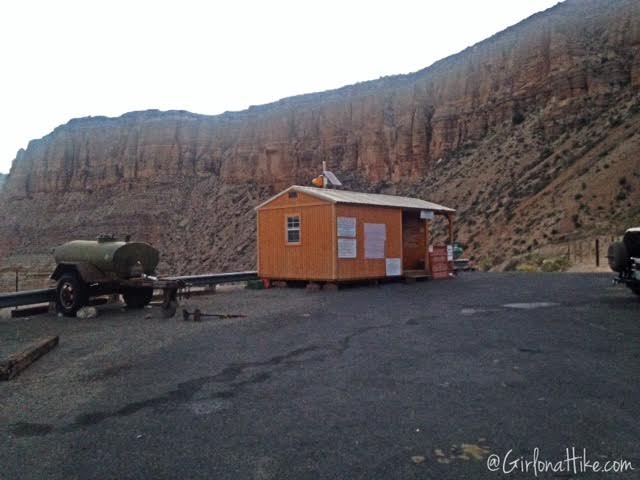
1 0 640 281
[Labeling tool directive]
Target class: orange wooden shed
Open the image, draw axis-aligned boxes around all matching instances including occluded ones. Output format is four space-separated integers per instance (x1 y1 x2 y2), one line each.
255 186 455 283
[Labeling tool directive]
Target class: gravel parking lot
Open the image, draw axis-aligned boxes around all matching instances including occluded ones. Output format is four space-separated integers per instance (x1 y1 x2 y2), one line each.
1 273 639 479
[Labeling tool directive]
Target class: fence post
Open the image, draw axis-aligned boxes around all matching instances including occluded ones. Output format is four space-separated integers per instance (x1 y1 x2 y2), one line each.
595 239 600 267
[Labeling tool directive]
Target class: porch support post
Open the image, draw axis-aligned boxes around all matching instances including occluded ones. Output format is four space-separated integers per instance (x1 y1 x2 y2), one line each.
447 214 454 245
424 219 431 274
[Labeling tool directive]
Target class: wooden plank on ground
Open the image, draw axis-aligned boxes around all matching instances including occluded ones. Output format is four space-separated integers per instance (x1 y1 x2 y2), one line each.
0 336 59 381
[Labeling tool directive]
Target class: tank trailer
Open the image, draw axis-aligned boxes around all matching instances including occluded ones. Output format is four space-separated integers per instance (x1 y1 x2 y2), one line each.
51 235 181 316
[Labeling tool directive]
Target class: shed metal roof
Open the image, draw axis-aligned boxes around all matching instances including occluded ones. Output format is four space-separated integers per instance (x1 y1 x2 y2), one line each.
256 185 455 213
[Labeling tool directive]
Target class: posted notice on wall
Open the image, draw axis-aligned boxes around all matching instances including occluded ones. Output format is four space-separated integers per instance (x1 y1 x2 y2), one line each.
385 258 401 276
447 244 454 261
337 217 356 237
364 223 386 259
420 210 434 220
338 238 357 258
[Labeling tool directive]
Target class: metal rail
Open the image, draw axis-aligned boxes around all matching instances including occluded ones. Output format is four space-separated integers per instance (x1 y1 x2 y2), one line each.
167 271 258 287
0 271 259 310
0 288 55 309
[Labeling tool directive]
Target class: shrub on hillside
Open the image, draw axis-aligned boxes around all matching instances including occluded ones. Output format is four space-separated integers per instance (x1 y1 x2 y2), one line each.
505 253 571 273
512 111 525 125
479 258 494 272
541 257 571 272
516 263 539 273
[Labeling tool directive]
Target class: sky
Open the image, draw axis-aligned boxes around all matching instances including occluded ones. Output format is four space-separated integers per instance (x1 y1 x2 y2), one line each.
0 0 560 174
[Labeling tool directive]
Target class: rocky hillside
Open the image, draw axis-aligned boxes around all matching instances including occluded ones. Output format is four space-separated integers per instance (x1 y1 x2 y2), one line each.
1 0 640 286
0 174 5 191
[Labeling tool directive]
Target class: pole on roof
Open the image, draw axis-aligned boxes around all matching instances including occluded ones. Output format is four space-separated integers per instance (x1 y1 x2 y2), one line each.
322 161 327 188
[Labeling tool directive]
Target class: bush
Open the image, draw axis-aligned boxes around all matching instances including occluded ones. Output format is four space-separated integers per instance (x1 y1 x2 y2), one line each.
512 111 525 125
539 146 554 160
541 257 571 272
516 263 539 273
522 253 544 266
504 259 519 271
609 116 622 127
571 213 581 227
479 258 494 272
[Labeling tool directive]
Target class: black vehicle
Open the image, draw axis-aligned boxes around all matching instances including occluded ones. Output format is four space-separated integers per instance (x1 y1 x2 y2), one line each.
608 228 640 296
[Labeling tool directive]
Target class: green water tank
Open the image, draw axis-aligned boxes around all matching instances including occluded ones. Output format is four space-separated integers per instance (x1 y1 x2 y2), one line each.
53 236 159 277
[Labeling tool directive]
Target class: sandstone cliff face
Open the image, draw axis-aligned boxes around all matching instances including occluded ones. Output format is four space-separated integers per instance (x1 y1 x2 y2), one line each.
1 0 640 286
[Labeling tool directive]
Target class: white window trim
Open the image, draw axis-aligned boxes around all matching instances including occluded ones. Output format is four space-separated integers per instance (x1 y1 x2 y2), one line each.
286 214 301 245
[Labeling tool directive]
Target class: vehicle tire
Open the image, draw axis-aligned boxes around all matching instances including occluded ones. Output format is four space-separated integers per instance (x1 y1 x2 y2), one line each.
607 242 628 272
631 286 640 296
122 287 154 309
56 273 88 317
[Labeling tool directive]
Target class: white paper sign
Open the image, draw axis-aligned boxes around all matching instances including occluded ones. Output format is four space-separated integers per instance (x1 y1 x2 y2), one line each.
364 223 386 240
420 210 435 220
364 225 385 258
337 217 356 237
447 244 454 261
385 258 401 276
364 223 386 259
338 238 357 258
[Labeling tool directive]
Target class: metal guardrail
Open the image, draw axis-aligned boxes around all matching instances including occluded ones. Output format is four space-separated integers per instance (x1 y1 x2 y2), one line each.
0 288 55 309
167 271 259 287
0 271 260 310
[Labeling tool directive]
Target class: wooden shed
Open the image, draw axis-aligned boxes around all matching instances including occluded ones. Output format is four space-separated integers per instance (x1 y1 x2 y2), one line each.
255 186 456 283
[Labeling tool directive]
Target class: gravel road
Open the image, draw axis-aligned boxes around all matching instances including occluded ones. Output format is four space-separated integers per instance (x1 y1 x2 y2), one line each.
1 273 638 479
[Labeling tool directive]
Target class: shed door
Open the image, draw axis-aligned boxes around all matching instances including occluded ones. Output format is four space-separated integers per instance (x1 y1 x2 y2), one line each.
402 211 426 270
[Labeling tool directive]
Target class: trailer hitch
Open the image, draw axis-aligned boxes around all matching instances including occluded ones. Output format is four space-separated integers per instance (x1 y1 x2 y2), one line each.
182 309 246 322
161 287 179 318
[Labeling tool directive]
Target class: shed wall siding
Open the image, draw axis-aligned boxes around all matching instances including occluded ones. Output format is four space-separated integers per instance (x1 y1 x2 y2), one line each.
335 205 402 280
257 200 334 280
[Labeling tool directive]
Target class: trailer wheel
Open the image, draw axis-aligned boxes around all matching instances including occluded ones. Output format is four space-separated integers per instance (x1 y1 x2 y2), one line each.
56 273 88 316
122 287 154 309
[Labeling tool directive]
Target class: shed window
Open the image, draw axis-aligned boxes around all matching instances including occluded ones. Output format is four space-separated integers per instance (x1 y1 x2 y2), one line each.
286 215 301 244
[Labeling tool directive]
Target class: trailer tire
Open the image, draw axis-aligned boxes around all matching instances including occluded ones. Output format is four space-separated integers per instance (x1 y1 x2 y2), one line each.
122 287 154 309
56 273 88 317
607 242 628 273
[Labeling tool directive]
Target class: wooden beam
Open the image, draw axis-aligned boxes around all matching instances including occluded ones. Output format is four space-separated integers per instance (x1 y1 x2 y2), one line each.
447 214 454 244
424 219 431 274
0 336 59 381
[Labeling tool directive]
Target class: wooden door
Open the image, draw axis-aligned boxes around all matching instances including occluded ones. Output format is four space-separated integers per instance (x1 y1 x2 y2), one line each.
402 211 426 270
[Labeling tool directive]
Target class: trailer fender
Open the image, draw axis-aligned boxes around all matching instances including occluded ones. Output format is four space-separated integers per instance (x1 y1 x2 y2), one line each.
50 262 110 284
